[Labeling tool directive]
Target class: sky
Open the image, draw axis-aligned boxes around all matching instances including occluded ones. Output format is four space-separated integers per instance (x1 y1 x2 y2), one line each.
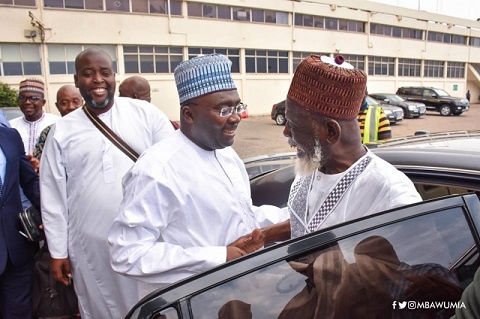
368 0 479 21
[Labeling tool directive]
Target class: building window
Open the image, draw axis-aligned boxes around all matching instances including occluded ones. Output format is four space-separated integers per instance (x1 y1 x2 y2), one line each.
371 23 422 40
245 50 288 74
398 58 421 77
0 44 41 76
188 4 287 25
232 7 250 21
47 44 117 74
0 0 36 6
131 0 182 15
447 61 465 78
470 37 480 47
123 45 183 74
424 60 444 77
45 0 104 10
325 18 338 30
188 48 240 73
295 13 363 33
44 0 181 14
293 52 329 71
368 56 394 76
427 31 465 45
344 54 365 71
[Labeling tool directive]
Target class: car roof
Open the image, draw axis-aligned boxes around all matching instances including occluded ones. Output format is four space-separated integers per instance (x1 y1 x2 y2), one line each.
368 131 480 173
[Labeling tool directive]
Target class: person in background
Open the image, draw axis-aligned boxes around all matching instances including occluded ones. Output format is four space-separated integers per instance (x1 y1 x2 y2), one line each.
466 90 471 102
9 78 60 156
32 85 83 162
0 126 40 319
357 89 391 144
108 54 287 298
258 55 421 243
119 75 180 130
39 47 174 318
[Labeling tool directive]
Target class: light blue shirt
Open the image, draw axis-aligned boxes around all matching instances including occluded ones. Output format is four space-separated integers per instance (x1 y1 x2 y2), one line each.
0 145 6 186
0 110 10 128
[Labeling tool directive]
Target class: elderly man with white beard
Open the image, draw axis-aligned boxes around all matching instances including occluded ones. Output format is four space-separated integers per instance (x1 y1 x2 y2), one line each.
259 55 421 243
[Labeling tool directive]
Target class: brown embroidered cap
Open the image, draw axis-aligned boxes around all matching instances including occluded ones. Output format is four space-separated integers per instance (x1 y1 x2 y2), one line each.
19 78 45 95
287 55 367 120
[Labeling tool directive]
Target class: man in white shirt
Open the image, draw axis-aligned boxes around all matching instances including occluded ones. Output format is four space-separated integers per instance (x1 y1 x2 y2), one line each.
108 54 288 298
40 48 174 319
9 78 59 155
260 55 421 242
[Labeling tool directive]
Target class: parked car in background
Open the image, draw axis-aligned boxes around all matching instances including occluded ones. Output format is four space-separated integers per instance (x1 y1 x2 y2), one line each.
366 95 404 124
127 131 480 319
1 106 22 121
271 100 286 125
396 86 469 116
369 93 426 118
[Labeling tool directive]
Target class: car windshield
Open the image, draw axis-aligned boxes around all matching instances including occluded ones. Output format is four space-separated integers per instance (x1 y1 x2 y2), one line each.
433 89 451 97
388 95 405 102
366 96 380 106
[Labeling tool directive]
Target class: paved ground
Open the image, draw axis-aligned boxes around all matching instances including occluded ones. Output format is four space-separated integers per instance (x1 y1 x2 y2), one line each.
232 104 480 159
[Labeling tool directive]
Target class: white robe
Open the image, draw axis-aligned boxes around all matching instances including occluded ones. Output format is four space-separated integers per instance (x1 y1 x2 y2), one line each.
39 97 174 319
9 112 60 154
108 131 288 298
289 150 422 238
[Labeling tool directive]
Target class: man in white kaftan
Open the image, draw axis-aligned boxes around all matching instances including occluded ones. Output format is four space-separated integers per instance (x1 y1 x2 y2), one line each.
109 130 286 297
10 113 59 155
288 149 421 239
260 55 421 245
108 54 287 298
9 78 60 155
40 48 174 319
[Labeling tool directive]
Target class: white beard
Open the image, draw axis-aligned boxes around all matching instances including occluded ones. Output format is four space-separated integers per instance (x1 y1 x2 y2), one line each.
294 141 323 177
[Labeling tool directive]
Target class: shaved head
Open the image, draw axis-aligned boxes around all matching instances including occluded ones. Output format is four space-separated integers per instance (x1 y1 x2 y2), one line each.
55 85 83 116
119 76 151 102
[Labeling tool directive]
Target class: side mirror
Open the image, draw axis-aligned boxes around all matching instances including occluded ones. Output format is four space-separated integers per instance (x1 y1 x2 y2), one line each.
383 99 390 104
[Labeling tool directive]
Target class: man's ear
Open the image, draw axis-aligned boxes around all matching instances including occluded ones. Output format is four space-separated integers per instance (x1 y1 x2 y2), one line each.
74 74 78 88
181 105 194 124
325 119 341 144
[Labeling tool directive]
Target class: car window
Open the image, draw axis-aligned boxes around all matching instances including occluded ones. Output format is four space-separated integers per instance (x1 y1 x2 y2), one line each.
433 89 450 97
415 183 471 200
189 207 475 318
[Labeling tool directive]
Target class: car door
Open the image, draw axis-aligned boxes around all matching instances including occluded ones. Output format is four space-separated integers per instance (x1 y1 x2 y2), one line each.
127 194 480 319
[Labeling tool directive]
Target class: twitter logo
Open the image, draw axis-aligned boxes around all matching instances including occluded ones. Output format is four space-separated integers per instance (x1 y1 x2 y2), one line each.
399 301 407 309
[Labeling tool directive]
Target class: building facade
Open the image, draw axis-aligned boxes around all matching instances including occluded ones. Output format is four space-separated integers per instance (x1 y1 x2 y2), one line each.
1 0 480 119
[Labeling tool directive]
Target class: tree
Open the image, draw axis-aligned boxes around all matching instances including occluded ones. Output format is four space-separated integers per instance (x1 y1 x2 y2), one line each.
0 82 18 108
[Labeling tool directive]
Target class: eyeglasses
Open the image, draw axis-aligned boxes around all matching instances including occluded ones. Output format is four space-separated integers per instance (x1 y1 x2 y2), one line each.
219 103 247 117
18 95 42 103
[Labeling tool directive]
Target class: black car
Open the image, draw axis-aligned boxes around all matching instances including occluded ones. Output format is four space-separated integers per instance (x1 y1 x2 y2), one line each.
127 131 480 319
271 100 286 125
369 93 426 119
396 86 469 116
366 96 404 124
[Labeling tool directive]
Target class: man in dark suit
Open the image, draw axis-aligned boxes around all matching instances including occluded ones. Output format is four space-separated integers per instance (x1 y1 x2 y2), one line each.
0 126 40 319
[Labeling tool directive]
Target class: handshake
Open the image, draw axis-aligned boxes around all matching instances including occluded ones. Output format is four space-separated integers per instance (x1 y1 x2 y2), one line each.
226 220 291 262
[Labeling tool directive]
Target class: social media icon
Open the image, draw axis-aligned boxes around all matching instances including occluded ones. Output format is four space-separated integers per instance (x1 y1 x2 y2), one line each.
399 301 407 309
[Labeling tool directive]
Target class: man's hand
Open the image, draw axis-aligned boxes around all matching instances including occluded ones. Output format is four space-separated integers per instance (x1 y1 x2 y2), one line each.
226 246 247 262
27 154 39 173
228 229 265 254
51 257 73 286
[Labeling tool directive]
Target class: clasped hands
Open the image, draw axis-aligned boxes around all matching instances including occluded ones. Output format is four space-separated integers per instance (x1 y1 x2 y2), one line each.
226 228 266 261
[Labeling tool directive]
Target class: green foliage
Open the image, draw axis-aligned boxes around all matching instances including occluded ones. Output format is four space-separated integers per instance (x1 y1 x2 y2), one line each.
0 82 18 108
